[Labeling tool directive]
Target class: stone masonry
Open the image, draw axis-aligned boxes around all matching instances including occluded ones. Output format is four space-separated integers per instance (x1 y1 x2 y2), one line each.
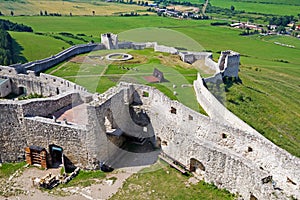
0 33 299 200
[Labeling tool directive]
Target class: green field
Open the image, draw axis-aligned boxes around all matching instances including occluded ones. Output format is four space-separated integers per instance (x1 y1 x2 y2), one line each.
207 0 300 16
1 15 300 157
111 160 235 200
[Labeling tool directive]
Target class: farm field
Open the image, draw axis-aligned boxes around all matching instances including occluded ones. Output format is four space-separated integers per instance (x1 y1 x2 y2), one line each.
0 0 147 16
207 0 300 16
1 15 300 157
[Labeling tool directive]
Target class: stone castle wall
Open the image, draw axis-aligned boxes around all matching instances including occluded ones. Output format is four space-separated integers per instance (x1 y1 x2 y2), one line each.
0 92 85 164
11 43 105 74
204 56 219 71
0 34 299 199
154 44 178 54
0 70 87 97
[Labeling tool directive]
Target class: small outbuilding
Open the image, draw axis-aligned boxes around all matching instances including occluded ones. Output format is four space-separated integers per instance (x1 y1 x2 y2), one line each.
25 145 48 169
144 68 165 83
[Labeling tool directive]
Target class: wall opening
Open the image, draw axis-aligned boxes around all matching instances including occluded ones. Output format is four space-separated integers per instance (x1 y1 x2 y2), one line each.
170 107 177 114
248 146 253 152
190 158 205 173
261 176 272 184
56 88 60 95
162 141 168 146
156 137 162 148
142 91 149 97
250 194 258 200
188 115 193 120
222 133 227 139
18 86 27 96
49 144 63 168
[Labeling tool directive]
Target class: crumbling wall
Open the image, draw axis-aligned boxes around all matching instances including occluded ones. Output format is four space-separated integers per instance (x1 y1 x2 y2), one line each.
21 92 82 117
24 117 88 167
154 44 178 54
0 72 87 97
0 102 26 162
0 78 12 97
205 57 219 72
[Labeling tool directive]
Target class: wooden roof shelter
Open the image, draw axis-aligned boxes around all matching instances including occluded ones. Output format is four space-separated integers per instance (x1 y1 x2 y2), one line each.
25 145 48 169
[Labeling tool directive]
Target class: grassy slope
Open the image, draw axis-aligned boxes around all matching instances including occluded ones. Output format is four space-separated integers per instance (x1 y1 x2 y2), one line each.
2 16 300 156
111 160 235 200
9 31 70 62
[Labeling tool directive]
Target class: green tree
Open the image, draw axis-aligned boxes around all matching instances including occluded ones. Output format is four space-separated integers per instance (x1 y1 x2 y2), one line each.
230 5 235 12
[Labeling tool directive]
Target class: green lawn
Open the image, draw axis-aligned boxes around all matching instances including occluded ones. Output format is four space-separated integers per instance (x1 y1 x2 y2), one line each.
110 160 235 200
0 162 26 179
45 48 201 112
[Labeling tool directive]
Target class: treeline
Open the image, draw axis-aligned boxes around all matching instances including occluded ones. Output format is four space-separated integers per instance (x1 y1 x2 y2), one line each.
0 29 13 65
0 20 33 65
266 15 296 26
0 19 33 32
153 0 203 7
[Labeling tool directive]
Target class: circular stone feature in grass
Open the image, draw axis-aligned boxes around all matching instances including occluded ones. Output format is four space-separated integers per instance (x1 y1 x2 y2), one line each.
106 53 133 61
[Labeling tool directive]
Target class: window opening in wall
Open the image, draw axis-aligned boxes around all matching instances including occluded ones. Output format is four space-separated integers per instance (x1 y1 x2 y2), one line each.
142 91 149 97
53 79 56 82
188 115 193 120
248 146 253 152
18 86 27 96
222 133 227 139
190 158 205 173
56 88 60 95
170 107 177 114
162 141 168 146
261 176 272 184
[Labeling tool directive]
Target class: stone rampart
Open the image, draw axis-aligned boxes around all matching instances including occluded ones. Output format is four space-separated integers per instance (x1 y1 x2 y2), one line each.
154 44 178 54
13 43 105 74
204 56 219 72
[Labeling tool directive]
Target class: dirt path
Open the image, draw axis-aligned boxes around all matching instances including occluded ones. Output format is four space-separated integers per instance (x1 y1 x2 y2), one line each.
0 165 149 200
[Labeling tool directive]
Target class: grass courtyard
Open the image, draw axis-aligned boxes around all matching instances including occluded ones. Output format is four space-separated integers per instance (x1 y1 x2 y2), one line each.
110 160 235 200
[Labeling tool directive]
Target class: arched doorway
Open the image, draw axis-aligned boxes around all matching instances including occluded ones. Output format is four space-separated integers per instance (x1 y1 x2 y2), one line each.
190 158 205 174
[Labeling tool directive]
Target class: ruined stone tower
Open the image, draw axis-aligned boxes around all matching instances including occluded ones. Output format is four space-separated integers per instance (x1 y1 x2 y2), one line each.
101 33 118 49
217 50 240 78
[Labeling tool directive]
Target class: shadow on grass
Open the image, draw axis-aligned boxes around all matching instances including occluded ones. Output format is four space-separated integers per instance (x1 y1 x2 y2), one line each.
11 38 27 64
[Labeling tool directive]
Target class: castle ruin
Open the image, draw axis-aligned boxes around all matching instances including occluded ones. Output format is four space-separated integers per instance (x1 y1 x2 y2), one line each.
0 33 299 200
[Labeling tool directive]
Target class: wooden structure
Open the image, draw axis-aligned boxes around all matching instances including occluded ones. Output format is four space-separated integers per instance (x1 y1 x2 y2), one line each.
25 145 48 169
